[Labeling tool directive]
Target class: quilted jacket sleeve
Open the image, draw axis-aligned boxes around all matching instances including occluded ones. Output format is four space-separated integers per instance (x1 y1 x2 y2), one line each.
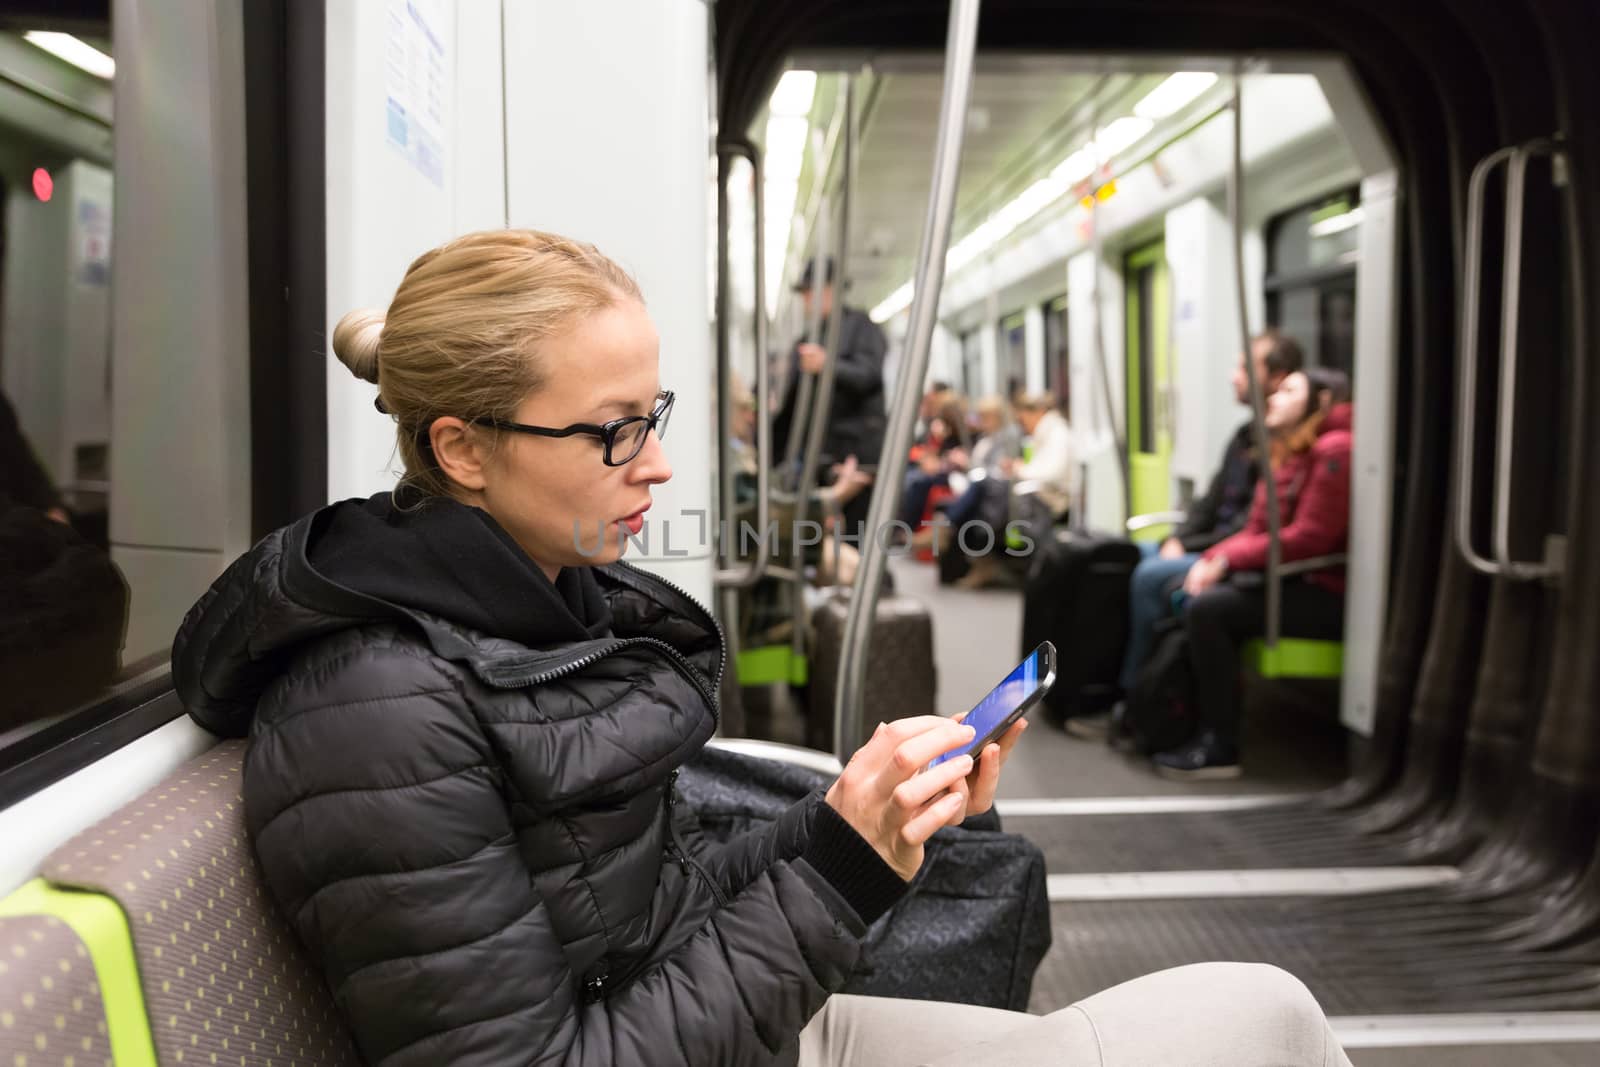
246 645 881 1067
688 791 823 901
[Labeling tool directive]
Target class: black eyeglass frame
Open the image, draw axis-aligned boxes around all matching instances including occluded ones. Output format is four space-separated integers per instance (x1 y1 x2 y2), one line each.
468 390 674 466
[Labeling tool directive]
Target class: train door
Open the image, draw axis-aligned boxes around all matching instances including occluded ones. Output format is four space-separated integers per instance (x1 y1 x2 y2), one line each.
1123 238 1170 536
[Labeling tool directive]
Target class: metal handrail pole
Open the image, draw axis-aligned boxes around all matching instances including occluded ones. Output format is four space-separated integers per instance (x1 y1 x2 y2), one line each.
1088 78 1131 527
793 77 857 663
833 0 983 761
1228 66 1283 646
781 126 839 490
713 140 774 589
715 146 741 634
1494 139 1561 579
1454 147 1517 577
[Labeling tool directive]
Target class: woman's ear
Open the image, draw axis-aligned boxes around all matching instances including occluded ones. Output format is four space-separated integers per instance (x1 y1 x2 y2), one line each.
430 417 491 493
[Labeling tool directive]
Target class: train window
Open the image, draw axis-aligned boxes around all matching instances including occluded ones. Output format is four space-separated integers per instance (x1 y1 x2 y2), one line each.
1043 293 1069 410
1265 189 1360 376
998 312 1026 403
0 29 132 770
960 329 982 397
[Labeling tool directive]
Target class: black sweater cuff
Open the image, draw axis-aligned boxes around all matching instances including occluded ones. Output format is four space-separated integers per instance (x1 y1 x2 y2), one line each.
799 801 910 927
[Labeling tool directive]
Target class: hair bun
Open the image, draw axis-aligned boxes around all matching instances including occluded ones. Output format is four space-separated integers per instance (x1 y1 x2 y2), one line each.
332 308 385 384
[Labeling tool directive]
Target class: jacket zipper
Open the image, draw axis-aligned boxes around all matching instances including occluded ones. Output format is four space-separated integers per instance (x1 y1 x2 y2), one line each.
611 559 729 701
482 563 727 718
665 769 729 909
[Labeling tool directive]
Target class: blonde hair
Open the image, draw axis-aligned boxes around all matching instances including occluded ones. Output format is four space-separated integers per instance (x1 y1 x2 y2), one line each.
976 395 1008 420
1015 391 1057 414
332 230 642 503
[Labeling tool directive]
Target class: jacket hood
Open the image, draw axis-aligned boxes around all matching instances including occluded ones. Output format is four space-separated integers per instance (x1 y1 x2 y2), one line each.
172 493 722 738
1320 403 1353 436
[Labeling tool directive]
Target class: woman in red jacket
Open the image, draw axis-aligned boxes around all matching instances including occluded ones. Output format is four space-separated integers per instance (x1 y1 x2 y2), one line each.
1155 367 1353 779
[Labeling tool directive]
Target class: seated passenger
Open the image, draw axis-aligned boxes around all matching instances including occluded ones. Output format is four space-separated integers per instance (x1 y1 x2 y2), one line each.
910 394 1019 552
172 229 1351 1066
1072 330 1305 740
1005 392 1075 519
898 389 970 531
1154 367 1354 780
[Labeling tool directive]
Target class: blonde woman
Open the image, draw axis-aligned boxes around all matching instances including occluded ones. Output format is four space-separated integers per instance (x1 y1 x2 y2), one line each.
173 229 1350 1066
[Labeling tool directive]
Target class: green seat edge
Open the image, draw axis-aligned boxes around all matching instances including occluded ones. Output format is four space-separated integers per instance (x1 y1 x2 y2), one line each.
737 645 809 687
0 877 159 1067
1244 637 1345 680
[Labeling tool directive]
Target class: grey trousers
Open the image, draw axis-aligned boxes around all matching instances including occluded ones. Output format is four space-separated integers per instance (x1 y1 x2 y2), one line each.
796 963 1353 1067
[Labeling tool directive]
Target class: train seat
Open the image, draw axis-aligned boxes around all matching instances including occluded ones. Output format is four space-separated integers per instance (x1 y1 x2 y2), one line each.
0 735 853 1067
0 894 124 1065
1243 636 1345 680
0 740 359 1066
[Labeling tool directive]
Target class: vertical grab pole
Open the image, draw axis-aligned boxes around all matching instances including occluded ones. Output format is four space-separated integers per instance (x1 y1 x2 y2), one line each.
792 76 856 661
1227 65 1282 646
833 0 982 761
782 133 836 492
713 141 772 589
1088 75 1132 525
1454 147 1516 576
715 148 740 634
1492 139 1562 580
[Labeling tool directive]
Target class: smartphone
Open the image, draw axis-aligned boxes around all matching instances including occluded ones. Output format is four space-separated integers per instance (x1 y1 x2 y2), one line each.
929 641 1056 768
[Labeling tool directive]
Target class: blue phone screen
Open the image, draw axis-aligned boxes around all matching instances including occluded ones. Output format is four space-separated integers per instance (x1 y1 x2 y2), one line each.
929 650 1040 767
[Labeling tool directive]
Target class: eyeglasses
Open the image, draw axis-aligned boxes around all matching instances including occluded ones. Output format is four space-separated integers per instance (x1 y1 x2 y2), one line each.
470 390 674 467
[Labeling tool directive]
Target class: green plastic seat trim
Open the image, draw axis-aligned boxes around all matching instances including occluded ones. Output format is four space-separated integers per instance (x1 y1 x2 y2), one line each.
1244 638 1344 680
0 878 159 1067
738 645 809 686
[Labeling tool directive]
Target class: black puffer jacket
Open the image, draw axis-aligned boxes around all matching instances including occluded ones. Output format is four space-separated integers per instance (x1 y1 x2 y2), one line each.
172 494 908 1066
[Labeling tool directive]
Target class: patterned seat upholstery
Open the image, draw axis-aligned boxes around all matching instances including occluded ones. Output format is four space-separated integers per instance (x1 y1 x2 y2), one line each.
39 740 360 1066
0 912 112 1066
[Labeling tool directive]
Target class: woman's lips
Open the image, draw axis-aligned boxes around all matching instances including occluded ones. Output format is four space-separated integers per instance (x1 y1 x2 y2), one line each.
622 510 647 535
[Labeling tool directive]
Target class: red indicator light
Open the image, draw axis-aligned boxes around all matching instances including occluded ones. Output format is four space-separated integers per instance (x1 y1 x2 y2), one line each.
32 168 53 202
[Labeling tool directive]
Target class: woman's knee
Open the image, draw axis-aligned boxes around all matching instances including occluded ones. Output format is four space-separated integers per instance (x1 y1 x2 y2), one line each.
1073 963 1345 1067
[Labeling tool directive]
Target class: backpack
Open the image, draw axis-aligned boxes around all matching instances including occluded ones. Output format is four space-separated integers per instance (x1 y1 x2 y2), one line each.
679 745 1052 1012
1118 617 1200 754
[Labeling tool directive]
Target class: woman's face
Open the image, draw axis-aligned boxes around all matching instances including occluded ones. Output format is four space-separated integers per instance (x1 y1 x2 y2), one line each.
469 299 672 577
1265 371 1310 432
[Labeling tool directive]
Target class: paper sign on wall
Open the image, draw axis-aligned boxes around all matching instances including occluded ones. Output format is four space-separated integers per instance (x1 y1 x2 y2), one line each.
384 0 450 188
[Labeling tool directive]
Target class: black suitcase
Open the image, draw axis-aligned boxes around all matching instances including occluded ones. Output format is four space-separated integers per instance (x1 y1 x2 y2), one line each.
1020 529 1141 724
808 591 938 755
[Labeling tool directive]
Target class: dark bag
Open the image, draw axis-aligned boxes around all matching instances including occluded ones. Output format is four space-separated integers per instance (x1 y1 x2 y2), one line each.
1020 529 1141 723
679 745 1052 1012
807 591 937 754
1120 618 1200 754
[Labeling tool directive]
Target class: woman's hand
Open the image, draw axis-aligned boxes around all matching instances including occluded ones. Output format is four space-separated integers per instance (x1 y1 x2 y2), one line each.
1184 555 1227 597
825 717 978 881
950 714 1028 819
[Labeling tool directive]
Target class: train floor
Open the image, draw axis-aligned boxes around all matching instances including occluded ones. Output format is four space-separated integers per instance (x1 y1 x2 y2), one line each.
888 554 1600 1066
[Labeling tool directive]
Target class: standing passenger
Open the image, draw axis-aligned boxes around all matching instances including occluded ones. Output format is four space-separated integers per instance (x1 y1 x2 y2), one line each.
771 257 888 538
172 229 1352 1066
